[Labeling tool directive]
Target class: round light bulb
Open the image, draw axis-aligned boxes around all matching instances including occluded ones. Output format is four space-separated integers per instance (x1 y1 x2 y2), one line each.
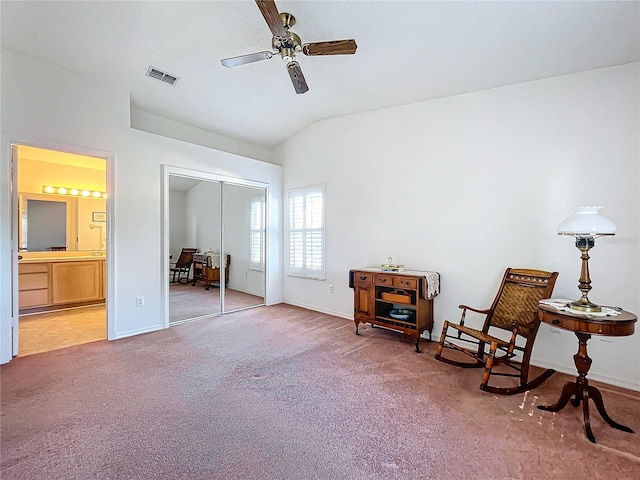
81 190 91 197
70 189 79 195
92 191 102 198
43 186 55 193
102 193 108 199
57 187 68 195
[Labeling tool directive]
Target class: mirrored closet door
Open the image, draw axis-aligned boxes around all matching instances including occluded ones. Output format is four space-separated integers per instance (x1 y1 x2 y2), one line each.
222 183 266 313
168 175 222 323
167 173 266 325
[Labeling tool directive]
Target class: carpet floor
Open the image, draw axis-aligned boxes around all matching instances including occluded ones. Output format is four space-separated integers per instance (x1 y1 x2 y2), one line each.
169 284 264 323
1 304 638 479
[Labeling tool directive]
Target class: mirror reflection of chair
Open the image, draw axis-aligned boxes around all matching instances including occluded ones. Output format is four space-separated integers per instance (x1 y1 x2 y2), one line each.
170 247 198 284
434 268 559 395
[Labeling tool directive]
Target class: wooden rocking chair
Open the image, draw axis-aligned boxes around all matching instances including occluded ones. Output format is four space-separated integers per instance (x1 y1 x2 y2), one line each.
170 247 197 284
434 268 558 395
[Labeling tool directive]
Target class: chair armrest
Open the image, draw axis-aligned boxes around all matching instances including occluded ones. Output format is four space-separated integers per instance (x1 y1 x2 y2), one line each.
459 304 491 315
458 304 490 329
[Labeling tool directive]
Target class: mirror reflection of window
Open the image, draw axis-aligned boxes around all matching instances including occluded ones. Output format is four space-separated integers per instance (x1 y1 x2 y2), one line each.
26 200 66 251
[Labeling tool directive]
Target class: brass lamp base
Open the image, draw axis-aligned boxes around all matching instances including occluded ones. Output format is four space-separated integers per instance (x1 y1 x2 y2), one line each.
568 299 602 313
567 236 603 313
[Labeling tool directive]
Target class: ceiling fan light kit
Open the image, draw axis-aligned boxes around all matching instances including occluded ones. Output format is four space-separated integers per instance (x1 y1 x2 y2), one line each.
221 0 358 94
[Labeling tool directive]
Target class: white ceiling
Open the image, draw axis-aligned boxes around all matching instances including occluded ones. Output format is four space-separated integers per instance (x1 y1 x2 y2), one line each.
18 145 106 171
1 1 638 149
169 175 202 193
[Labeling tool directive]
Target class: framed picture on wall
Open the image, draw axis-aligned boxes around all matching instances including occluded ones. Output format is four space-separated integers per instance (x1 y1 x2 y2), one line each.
92 212 106 222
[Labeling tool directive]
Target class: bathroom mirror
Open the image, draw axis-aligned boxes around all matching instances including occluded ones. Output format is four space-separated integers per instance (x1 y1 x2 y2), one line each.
18 193 106 252
17 145 107 252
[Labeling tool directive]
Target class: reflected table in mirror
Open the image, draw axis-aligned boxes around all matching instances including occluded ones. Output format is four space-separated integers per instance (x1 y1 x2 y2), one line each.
537 304 637 443
192 253 230 290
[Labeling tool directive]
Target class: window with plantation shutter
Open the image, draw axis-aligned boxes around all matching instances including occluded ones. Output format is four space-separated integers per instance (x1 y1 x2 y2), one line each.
288 184 325 279
250 195 265 271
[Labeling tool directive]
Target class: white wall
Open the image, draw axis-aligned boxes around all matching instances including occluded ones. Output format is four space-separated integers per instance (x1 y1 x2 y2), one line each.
276 63 640 390
224 183 266 296
131 109 275 166
0 48 283 363
168 191 187 258
76 197 107 250
185 180 221 252
18 158 106 194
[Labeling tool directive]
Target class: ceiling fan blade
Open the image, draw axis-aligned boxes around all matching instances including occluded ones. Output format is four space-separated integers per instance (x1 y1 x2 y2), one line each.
221 51 274 68
286 61 309 94
255 0 287 37
302 39 358 56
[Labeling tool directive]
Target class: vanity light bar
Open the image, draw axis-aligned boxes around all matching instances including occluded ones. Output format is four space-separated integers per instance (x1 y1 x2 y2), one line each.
43 186 107 199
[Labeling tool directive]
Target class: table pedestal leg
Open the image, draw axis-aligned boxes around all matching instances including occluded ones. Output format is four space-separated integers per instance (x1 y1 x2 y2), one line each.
537 333 634 443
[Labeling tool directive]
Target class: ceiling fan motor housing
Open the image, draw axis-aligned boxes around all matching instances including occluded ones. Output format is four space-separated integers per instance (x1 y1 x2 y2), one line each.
272 30 302 62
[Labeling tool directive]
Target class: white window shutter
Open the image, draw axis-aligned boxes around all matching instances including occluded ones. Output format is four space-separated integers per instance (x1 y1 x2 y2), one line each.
288 185 325 279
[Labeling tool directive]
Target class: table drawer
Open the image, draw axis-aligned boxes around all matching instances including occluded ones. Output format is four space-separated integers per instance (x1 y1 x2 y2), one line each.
375 274 394 286
393 276 418 289
353 272 373 284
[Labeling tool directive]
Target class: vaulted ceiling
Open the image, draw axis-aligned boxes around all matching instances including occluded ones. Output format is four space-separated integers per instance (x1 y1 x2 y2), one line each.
2 1 638 149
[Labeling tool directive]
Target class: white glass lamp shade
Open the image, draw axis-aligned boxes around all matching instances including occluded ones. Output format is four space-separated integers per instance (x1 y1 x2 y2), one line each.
557 206 616 237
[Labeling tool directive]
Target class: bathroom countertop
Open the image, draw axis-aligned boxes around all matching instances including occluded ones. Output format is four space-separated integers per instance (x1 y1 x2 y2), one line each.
19 256 105 263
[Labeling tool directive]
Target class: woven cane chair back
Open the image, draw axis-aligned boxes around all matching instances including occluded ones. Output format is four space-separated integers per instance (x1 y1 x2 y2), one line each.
488 270 557 337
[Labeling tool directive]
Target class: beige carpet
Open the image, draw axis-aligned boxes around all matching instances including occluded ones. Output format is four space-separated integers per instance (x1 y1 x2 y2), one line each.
2 304 639 479
169 283 264 323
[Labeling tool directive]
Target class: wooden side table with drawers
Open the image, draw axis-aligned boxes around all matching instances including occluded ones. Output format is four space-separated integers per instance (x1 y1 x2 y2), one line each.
349 268 440 353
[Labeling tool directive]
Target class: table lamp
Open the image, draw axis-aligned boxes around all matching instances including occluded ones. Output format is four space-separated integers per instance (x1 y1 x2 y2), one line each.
557 206 616 313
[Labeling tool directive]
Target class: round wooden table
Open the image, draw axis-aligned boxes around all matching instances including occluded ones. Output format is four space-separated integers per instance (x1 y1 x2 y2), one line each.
537 304 636 443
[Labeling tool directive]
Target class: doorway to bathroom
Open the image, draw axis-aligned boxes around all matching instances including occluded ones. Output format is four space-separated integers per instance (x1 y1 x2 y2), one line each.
14 144 108 356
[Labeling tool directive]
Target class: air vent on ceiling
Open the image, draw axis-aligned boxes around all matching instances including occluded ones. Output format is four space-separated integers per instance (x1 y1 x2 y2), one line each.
145 66 179 86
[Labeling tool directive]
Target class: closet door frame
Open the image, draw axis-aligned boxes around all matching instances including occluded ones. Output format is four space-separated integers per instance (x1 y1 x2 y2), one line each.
161 165 268 328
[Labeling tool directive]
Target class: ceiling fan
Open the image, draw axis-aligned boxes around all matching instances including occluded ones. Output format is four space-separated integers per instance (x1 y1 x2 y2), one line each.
221 0 358 94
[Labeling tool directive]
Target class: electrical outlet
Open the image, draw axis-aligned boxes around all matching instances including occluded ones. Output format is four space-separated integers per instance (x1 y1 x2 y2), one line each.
135 296 144 307
329 284 334 293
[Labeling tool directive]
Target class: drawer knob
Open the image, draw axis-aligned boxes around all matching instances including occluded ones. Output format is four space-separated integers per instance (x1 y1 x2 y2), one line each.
552 319 560 325
401 281 408 286
381 278 387 283
360 276 367 281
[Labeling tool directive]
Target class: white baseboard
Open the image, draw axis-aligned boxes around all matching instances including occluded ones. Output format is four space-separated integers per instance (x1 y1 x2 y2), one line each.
283 300 352 321
114 324 164 340
227 286 265 298
530 358 640 392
